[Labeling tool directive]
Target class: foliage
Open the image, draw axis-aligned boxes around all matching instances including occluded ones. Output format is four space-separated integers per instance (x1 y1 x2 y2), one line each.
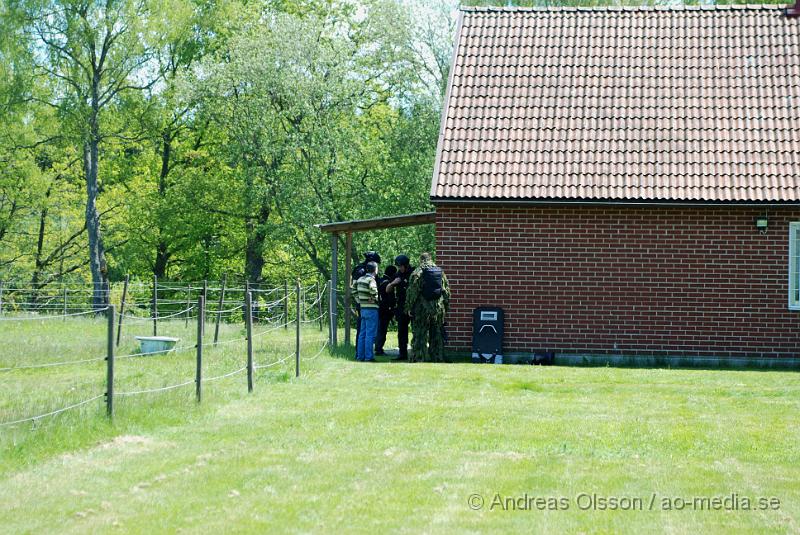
0 0 452 289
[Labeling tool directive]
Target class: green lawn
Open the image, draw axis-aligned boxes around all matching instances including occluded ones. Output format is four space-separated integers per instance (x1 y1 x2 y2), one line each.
1 318 799 533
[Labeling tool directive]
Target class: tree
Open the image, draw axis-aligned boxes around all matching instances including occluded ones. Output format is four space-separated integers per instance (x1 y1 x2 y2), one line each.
195 0 429 285
20 0 159 308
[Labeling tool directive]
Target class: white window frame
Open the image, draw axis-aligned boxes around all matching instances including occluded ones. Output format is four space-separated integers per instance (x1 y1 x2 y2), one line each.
790 222 800 310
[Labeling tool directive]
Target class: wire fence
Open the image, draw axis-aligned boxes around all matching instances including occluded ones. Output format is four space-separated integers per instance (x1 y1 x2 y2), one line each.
0 279 336 428
0 277 323 324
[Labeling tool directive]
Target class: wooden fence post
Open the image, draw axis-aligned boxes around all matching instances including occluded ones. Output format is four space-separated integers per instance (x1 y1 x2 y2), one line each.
63 286 68 320
0 280 4 315
196 295 204 403
214 273 227 345
317 281 323 331
245 291 254 393
301 285 306 323
202 280 208 335
244 280 251 323
152 274 158 336
106 305 116 418
116 275 129 347
284 280 289 329
295 279 301 378
184 285 192 328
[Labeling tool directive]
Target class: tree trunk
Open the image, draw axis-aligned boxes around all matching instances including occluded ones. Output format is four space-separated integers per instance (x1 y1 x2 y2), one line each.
153 132 172 279
243 168 271 285
29 187 52 306
84 106 108 310
154 241 170 279
244 215 267 284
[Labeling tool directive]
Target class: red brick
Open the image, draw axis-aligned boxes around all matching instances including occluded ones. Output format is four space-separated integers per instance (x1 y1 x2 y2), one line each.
435 204 800 359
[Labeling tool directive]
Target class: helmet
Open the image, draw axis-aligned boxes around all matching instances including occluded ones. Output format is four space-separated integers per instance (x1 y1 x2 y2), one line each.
394 254 410 267
364 251 381 264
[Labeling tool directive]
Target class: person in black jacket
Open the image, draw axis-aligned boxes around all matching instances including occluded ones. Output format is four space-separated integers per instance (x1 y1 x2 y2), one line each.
386 254 414 361
374 265 398 356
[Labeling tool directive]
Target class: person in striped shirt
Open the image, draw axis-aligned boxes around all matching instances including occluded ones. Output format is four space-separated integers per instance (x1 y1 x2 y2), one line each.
355 261 379 362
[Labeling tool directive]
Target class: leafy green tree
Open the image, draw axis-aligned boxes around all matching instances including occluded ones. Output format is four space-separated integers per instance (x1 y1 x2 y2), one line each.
195 0 438 286
19 0 160 307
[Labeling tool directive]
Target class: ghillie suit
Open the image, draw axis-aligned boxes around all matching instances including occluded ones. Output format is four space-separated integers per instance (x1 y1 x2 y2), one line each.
405 255 450 362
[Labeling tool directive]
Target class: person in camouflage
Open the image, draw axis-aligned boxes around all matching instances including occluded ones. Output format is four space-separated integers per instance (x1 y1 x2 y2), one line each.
405 252 450 362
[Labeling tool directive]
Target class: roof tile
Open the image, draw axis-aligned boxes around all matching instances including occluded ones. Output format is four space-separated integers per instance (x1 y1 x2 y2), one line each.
432 6 800 202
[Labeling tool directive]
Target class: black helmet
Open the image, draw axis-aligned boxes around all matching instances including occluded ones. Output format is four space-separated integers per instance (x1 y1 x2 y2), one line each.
394 254 410 267
364 251 381 264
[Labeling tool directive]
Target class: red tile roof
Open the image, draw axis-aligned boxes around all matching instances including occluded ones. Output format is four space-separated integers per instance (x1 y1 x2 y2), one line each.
431 5 800 203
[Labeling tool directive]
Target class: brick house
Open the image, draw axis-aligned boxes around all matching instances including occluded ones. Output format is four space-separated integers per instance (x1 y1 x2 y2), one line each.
432 5 800 364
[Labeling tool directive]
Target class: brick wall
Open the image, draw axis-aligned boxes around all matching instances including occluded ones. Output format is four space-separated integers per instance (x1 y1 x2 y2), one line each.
435 204 800 358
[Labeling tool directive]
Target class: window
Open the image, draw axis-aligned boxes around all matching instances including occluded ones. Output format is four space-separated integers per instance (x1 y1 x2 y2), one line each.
790 223 800 310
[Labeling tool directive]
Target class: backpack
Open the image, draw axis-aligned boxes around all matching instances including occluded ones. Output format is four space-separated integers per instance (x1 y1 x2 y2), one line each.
421 267 443 301
352 263 366 281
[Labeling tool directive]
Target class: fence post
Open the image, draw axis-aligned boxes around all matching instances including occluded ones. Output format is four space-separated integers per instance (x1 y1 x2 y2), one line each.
317 281 323 331
295 279 300 378
0 280 3 315
185 285 191 328
62 286 68 320
116 275 129 347
244 280 251 323
202 280 208 335
301 285 306 323
106 305 116 418
214 273 227 345
196 295 204 403
245 291 254 393
284 280 289 329
329 278 335 347
152 274 158 337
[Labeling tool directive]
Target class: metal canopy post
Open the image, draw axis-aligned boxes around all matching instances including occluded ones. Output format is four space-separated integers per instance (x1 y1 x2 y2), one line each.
331 233 338 348
344 232 353 346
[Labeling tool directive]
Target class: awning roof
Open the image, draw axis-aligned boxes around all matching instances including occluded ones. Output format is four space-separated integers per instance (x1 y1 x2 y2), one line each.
315 212 436 234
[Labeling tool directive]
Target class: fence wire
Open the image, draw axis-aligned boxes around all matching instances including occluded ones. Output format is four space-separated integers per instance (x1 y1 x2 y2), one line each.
0 308 109 321
0 355 106 372
254 352 295 370
118 306 195 322
115 379 195 397
0 394 104 427
204 366 247 383
305 339 330 361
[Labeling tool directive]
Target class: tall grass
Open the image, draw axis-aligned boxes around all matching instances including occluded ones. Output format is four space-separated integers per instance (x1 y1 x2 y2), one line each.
0 314 330 472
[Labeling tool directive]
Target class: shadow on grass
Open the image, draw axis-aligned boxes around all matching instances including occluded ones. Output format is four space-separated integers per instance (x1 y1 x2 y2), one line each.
329 344 356 361
329 343 475 365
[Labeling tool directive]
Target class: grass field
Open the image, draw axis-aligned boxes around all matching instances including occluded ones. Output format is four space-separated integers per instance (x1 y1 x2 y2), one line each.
1 317 800 533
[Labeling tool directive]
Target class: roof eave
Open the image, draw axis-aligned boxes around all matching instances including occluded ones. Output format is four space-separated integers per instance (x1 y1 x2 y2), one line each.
431 197 800 207
429 10 464 200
